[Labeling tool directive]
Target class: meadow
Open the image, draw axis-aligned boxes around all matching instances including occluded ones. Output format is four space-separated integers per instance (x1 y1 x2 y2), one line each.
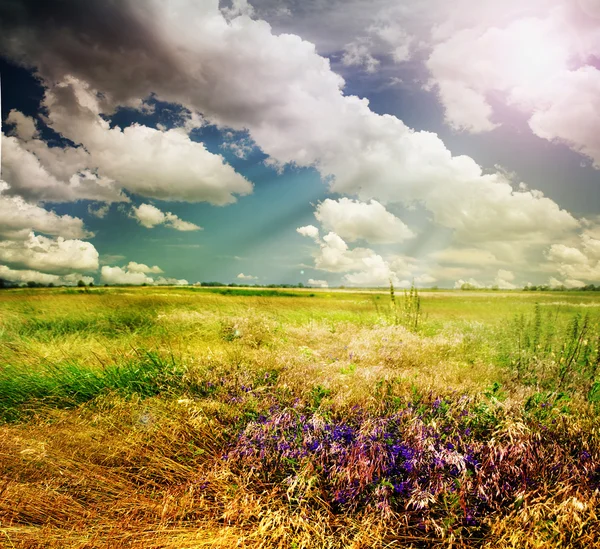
0 286 598 548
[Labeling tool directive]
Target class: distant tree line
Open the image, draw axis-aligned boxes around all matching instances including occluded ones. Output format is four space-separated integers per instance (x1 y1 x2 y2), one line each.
523 284 600 291
199 282 306 288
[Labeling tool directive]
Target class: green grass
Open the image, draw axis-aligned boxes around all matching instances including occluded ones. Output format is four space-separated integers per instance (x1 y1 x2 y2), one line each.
0 352 186 421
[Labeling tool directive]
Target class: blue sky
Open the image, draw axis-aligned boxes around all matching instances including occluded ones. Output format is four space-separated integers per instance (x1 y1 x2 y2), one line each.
1 0 599 288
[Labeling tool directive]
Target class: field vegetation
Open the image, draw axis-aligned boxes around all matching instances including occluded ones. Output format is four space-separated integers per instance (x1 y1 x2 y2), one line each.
0 286 599 548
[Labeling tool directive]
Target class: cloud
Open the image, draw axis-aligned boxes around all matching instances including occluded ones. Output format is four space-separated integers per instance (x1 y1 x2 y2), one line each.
1 133 127 204
454 277 485 289
425 3 600 166
101 266 153 285
237 273 258 280
127 261 163 274
494 269 517 289
430 247 500 266
0 0 586 282
5 110 39 141
368 19 413 62
131 203 202 231
299 230 404 286
40 78 253 205
546 244 588 265
297 225 321 241
100 265 187 285
0 265 94 286
0 181 92 240
314 198 414 244
342 39 380 73
343 254 404 287
0 232 99 274
87 203 110 219
527 67 600 167
308 278 328 287
153 276 189 286
545 236 600 282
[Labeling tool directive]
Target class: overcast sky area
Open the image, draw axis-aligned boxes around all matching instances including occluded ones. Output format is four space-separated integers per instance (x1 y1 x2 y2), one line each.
1 0 600 288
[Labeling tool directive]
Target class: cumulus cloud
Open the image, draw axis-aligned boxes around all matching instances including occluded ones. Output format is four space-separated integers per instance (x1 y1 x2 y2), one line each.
0 181 92 240
545 235 600 282
298 230 405 287
127 261 163 274
494 269 517 289
131 203 202 231
40 78 253 204
0 265 94 286
454 277 485 289
0 232 99 274
153 276 189 286
308 278 328 287
101 266 153 285
297 225 321 242
1 133 127 204
314 198 414 244
237 273 258 280
100 265 187 285
425 2 600 165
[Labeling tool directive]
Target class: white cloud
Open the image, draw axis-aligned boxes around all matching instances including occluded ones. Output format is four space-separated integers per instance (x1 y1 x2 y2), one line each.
425 3 600 166
527 66 600 167
494 269 517 289
101 266 153 285
308 278 328 287
153 276 189 286
342 39 380 73
296 225 320 241
454 277 485 289
237 273 258 280
100 265 188 286
343 254 401 287
0 265 94 286
0 232 99 274
40 78 253 205
0 181 91 240
545 235 600 282
127 262 163 274
1 133 126 204
131 203 202 231
315 198 414 244
546 244 588 265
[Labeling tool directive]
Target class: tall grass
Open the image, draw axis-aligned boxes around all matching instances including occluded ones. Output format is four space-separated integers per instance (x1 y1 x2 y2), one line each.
0 352 186 422
389 281 421 331
500 304 600 403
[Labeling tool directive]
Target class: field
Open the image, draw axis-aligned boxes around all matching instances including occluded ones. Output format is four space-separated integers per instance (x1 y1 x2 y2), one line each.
0 287 599 548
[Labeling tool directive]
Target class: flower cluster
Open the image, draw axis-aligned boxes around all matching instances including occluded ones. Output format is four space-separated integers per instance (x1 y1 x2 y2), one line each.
227 396 599 529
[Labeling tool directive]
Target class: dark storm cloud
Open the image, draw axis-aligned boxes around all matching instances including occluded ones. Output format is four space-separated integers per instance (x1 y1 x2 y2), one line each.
0 0 181 108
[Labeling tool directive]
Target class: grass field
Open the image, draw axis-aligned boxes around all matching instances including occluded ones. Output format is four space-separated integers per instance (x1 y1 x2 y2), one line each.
0 286 599 548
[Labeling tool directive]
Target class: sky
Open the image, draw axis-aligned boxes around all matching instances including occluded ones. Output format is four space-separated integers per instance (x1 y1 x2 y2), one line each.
0 0 599 289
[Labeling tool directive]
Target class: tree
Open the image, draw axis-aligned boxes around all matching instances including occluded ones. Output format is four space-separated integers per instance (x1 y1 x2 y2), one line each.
77 280 86 287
